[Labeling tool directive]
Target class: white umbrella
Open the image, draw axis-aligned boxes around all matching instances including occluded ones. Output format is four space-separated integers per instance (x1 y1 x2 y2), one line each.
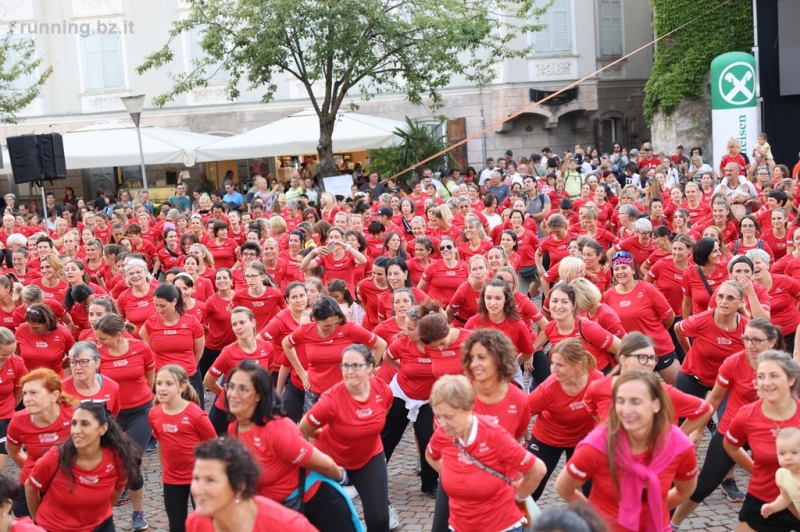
196 109 408 162
62 121 221 169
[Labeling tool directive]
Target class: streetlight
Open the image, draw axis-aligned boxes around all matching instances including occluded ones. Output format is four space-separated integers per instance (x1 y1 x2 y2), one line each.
120 94 148 192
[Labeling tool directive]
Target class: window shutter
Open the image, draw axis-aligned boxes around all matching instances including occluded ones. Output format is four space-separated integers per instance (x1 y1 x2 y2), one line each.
100 33 123 89
187 25 228 81
81 34 103 90
599 0 623 57
533 0 571 54
6 35 35 91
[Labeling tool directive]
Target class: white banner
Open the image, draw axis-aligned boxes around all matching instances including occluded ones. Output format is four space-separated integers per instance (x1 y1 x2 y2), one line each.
712 107 758 172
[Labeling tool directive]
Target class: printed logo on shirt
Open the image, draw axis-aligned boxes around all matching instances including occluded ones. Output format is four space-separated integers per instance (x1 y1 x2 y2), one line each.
619 300 631 308
113 359 128 367
441 350 457 357
417 358 431 364
162 424 179 433
308 413 320 426
292 447 308 465
29 476 43 489
726 431 738 444
164 330 177 335
181 416 191 425
252 301 264 307
446 271 457 276
78 475 99 485
356 408 373 418
38 433 59 443
137 301 149 307
718 375 730 386
478 442 490 454
717 337 733 345
508 404 518 414
568 463 587 479
35 341 49 348
569 401 586 411
253 437 263 448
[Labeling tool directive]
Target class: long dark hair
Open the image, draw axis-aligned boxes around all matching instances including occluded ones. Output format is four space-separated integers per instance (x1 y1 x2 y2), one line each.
58 402 141 490
225 360 284 426
477 278 520 321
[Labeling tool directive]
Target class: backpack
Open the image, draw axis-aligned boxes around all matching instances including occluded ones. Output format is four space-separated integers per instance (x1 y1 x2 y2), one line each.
732 239 763 255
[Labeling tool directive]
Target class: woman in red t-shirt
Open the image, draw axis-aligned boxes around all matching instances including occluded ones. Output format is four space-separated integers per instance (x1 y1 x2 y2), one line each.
723 351 800 532
226 361 359 531
571 277 626 346
231 262 285 333
150 365 216 532
6 368 77 518
117 258 158 336
425 374 546 532
604 251 678 381
300 227 368 300
300 345 392 532
681 237 729 317
376 258 428 323
140 283 205 406
675 280 748 401
0 276 20 331
156 228 185 276
373 287 413 347
205 307 273 435
418 237 468 305
407 234 437 287
749 249 800 353
182 254 214 303
173 273 207 326
61 342 120 417
187 438 318 532
526 339 603 501
417 307 472 381
200 268 235 378
31 255 67 303
582 240 612 293
672 319 782 529
207 221 238 270
25 402 140 532
16 304 74 378
0 328 27 473
446 255 488 327
556 371 698 532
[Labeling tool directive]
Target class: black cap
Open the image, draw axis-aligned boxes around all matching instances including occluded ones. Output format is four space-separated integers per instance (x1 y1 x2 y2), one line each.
505 150 513 156
378 206 393 217
334 194 344 201
531 154 542 162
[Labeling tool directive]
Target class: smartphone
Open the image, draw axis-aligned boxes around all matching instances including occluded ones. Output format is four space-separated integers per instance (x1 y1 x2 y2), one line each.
327 242 336 251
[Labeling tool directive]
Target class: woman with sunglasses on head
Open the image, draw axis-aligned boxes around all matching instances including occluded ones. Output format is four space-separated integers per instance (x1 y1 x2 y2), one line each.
672 319 782 527
7 369 77 518
283 296 386 411
300 344 393 532
61 342 120 418
259 282 310 423
556 371 698 532
16 304 74 378
205 307 274 435
607 218 655 269
417 236 467 305
604 251 679 383
24 401 141 532
227 360 362 532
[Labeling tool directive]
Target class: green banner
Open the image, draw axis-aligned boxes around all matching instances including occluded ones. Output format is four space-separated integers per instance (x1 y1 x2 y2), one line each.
711 52 757 111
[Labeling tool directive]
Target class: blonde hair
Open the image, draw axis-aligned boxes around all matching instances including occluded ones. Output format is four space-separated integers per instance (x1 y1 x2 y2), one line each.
570 277 602 311
550 338 597 372
558 256 585 284
429 374 474 411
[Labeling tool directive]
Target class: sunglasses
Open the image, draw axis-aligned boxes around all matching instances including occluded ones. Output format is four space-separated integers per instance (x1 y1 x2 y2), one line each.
439 244 454 251
612 251 633 260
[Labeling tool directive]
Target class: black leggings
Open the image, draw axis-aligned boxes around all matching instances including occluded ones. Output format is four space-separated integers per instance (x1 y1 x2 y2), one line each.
669 318 686 364
675 371 712 400
380 397 438 493
209 404 229 436
198 347 222 379
304 481 358 532
163 483 193 532
348 453 389 532
189 370 204 411
530 350 551 388
432 484 450 532
283 380 305 423
528 435 591 501
92 516 116 532
117 402 152 491
689 431 749 503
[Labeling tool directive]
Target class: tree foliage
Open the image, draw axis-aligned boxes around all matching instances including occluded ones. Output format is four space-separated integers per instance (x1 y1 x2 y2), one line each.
0 24 52 124
643 0 753 124
367 118 454 183
138 0 548 177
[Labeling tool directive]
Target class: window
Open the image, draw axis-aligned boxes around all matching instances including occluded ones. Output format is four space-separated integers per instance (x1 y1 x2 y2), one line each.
186 25 228 82
4 34 36 92
81 32 124 91
599 0 623 57
532 0 572 54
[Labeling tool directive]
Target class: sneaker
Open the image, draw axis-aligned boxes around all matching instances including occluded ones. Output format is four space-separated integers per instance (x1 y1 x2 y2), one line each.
719 478 745 502
115 489 130 506
145 436 157 452
706 418 717 434
416 457 421 476
389 505 400 530
671 523 680 532
131 510 148 531
344 485 358 500
428 482 439 499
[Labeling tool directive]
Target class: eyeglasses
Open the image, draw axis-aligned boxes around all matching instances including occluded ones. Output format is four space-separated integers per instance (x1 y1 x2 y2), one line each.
244 274 261 280
439 244 454 251
622 353 658 365
612 251 632 260
69 359 92 367
741 335 768 345
636 231 652 236
242 252 258 258
339 363 368 372
223 383 253 395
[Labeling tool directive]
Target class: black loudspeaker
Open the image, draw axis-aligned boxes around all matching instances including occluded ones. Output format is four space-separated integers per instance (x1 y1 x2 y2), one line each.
7 133 66 184
7 134 43 184
38 133 66 180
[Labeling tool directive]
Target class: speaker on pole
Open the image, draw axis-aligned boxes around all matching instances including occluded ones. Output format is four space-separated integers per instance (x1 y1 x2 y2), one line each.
38 133 66 180
6 133 66 185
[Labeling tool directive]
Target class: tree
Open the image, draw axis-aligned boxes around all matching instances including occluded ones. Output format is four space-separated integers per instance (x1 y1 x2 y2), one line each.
368 118 454 184
0 25 52 124
138 0 548 178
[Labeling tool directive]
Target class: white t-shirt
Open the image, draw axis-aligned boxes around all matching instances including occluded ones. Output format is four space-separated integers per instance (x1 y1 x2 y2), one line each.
479 168 496 187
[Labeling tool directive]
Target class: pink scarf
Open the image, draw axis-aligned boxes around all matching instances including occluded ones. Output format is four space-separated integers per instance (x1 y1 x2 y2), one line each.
578 424 693 532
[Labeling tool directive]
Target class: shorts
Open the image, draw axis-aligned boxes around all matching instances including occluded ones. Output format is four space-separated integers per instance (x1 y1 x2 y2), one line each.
739 493 800 532
654 351 677 372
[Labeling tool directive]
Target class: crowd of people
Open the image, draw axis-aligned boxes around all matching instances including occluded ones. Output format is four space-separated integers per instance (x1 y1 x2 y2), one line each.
1 137 800 531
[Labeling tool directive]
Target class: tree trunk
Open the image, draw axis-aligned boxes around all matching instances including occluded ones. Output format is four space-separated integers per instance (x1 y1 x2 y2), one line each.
316 116 338 186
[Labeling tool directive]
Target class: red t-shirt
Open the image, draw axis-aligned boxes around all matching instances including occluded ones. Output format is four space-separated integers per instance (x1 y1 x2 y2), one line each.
515 292 545 328
98 339 156 410
16 324 74 377
157 247 185 273
761 274 800 334
424 328 472 379
117 283 159 331
184 300 207 326
259 308 308 391
287 322 378 395
678 309 748 387
529 370 603 447
61 375 121 418
716 351 759 434
376 287 427 323
474 383 531 440
603 282 675 356
566 440 697 532
373 318 403 345
406 257 436 287
231 287 286 333
143 314 204 376
646 257 687 316
204 294 235 351
584 374 711 423
456 239 493 263
207 238 238 269
306 378 392 469
7 404 73 484
0 356 27 419
726 399 800 501
186 495 317 532
544 317 616 371
149 401 216 484
763 229 791 261
584 303 626 341
208 340 273 410
358 278 389 331
463 316 535 355
386 336 435 401
319 251 359 298
421 260 468 305
229 416 315 502
613 236 655 268
264 258 291 291
31 279 68 303
514 229 541 266
448 281 483 325
28 446 127 532
427 416 537 532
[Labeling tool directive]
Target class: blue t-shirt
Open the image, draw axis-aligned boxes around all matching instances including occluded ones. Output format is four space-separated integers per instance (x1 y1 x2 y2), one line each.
223 191 245 208
487 184 510 204
168 195 191 212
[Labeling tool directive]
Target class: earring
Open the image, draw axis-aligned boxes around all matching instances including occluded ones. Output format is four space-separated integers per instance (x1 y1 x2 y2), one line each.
235 498 240 504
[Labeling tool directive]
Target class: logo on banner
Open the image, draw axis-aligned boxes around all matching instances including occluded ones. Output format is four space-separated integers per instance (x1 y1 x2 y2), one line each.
719 62 756 106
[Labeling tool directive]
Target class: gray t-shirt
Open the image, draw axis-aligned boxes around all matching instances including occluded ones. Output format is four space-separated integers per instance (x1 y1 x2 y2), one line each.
487 184 510 204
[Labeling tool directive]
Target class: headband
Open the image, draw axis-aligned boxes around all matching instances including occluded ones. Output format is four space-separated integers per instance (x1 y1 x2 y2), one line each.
728 255 753 273
612 255 635 267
